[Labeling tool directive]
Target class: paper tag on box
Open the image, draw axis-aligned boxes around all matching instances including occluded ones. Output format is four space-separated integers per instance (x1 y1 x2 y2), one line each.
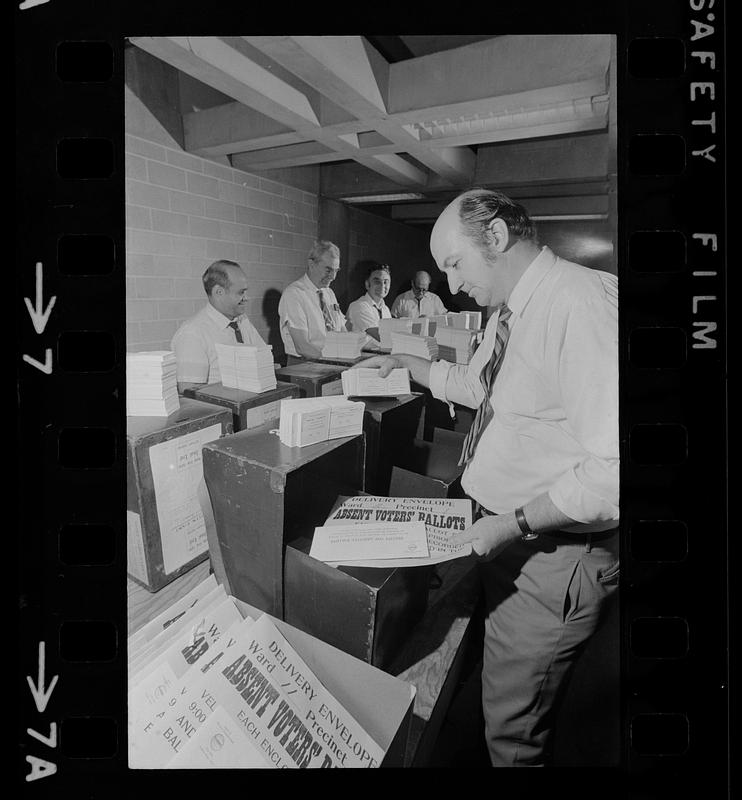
321 379 344 396
243 400 280 429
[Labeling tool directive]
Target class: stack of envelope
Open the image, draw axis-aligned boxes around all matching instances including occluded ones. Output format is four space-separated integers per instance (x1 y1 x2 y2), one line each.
341 367 411 397
126 351 180 417
278 396 365 447
390 331 439 361
215 343 277 392
378 318 415 349
449 311 482 330
321 331 367 359
434 327 482 364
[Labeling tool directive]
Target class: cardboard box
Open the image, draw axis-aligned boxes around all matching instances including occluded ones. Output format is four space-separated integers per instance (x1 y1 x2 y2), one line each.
190 381 300 431
361 393 425 495
275 362 346 398
202 424 366 617
232 598 416 768
126 399 233 592
284 535 432 671
389 429 467 499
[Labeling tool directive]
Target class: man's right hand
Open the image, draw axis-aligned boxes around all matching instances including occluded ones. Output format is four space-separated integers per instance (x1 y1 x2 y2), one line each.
355 355 404 377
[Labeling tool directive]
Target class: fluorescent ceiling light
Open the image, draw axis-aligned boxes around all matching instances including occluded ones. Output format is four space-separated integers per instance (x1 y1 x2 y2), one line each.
338 193 426 203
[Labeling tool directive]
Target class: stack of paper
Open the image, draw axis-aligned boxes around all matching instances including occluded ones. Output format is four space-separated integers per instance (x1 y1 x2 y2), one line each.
434 327 482 364
312 494 474 568
341 367 411 397
390 331 439 361
127 351 180 417
321 331 367 359
409 318 437 337
428 314 451 330
128 573 386 769
378 318 415 349
278 396 364 447
449 311 482 330
215 343 277 392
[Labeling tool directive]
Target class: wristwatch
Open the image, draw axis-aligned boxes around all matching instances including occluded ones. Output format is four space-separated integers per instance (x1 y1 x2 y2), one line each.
514 507 539 541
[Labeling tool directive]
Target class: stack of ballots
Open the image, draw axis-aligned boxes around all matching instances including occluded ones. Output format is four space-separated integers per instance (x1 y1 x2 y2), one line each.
434 326 482 364
278 396 365 447
126 351 180 417
322 331 367 359
390 331 439 361
378 318 415 349
128 573 387 768
450 310 482 330
341 367 411 397
215 343 277 393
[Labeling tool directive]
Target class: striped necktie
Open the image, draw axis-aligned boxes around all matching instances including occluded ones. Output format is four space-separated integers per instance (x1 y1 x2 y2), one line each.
317 290 335 331
458 305 513 467
228 320 244 343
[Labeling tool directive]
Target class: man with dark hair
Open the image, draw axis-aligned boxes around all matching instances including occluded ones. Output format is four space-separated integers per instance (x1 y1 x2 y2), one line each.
171 259 266 392
278 240 347 358
391 270 448 318
346 264 392 348
359 188 619 767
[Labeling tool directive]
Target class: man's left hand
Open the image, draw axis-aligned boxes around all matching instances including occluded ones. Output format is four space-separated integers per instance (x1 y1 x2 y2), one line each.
451 514 521 562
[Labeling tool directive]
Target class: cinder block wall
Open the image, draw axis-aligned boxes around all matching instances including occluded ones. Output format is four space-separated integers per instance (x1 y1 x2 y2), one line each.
125 134 318 357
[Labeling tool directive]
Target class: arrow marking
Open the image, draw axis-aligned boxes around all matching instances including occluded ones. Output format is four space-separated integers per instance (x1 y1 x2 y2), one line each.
23 348 53 375
24 262 56 335
26 642 58 713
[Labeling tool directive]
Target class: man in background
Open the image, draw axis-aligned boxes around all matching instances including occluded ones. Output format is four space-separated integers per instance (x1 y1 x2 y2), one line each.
171 259 265 393
391 269 448 318
346 264 392 349
278 240 347 359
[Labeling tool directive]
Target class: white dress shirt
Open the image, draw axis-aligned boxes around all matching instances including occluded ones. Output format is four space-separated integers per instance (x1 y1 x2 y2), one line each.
278 273 347 357
171 303 266 384
347 293 392 351
429 247 619 531
391 289 447 318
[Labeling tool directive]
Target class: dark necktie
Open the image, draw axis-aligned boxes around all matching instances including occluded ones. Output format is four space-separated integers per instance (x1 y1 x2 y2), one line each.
375 304 383 318
458 305 513 467
228 320 244 343
318 290 334 331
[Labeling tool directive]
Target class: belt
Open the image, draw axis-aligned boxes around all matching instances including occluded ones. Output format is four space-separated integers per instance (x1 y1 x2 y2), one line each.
474 503 618 549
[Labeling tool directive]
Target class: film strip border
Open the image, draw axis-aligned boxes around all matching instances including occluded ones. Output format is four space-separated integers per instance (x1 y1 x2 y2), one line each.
15 3 727 792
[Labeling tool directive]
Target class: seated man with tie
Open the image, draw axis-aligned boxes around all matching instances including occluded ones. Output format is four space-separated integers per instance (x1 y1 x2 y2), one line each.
278 240 347 360
346 264 392 349
358 189 619 767
171 259 266 394
391 270 448 318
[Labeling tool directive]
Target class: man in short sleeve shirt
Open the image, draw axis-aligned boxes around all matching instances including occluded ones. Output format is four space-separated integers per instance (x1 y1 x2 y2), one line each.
391 270 448 318
171 259 266 392
278 240 347 359
358 189 619 767
346 264 392 350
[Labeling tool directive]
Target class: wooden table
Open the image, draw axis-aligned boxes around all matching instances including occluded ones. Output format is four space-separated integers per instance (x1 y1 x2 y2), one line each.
127 559 211 637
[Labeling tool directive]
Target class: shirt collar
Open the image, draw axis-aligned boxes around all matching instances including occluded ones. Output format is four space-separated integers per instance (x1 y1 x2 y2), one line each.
506 246 556 317
365 292 384 309
205 302 237 329
301 273 323 293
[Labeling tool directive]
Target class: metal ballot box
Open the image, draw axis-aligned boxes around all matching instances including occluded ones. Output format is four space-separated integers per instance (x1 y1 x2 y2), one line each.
274 362 346 398
126 399 233 592
359 393 425 495
284 534 432 671
202 424 365 617
188 381 300 431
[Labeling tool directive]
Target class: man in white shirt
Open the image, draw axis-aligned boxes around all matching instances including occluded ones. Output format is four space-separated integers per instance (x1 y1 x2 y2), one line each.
278 240 347 359
171 259 266 392
391 270 448 318
346 264 392 349
359 189 619 767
